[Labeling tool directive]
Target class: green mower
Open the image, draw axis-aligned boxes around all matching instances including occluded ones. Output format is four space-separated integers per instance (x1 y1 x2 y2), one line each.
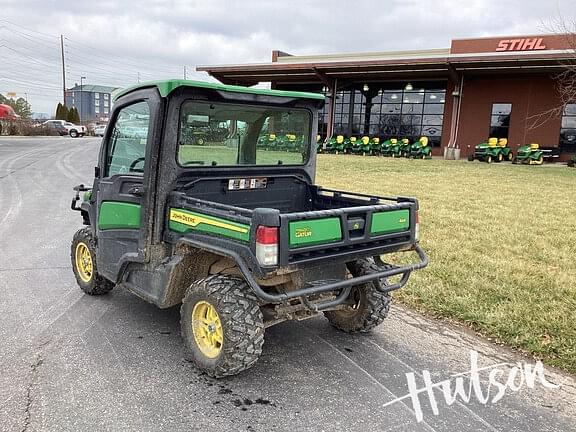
468 137 511 163
316 135 323 153
325 135 347 154
257 133 278 151
351 136 373 156
399 138 411 157
568 154 576 167
513 143 544 165
409 136 432 159
380 138 398 157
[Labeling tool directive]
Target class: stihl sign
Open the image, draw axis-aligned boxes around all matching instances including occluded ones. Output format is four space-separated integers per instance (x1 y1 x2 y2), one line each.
495 38 547 52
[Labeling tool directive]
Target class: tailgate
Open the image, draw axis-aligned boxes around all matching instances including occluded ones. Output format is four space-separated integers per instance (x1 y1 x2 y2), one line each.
278 188 418 266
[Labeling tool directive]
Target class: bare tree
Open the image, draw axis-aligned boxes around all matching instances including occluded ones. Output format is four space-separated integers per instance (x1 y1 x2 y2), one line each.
528 19 576 129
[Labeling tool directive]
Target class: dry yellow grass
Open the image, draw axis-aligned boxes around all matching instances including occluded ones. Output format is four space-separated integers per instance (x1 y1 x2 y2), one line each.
317 154 576 373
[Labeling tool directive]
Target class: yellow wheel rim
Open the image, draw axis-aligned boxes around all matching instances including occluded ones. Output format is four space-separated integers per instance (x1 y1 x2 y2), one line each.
75 242 93 283
192 301 223 359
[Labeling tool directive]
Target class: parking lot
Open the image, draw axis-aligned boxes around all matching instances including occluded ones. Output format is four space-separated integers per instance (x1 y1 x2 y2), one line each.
1 137 575 432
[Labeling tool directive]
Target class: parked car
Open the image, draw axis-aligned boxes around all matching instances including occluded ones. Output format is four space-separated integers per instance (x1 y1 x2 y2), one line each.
42 120 87 138
94 124 107 137
45 122 69 136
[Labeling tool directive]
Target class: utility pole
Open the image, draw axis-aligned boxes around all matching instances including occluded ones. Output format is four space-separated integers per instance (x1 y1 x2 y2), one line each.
60 35 66 106
183 65 187 80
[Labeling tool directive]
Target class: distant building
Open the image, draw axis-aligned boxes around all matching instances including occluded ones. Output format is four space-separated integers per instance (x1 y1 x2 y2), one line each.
65 84 118 123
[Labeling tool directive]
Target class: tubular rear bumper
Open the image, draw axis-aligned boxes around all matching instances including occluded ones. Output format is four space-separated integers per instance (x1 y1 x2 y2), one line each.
180 237 428 311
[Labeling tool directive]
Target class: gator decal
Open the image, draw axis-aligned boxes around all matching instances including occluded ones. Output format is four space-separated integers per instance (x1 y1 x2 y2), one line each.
98 201 141 230
169 208 250 242
370 210 410 235
289 217 342 248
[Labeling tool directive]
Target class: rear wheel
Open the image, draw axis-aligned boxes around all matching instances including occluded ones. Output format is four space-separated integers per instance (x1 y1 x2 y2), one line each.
498 153 503 162
71 228 114 295
507 152 513 161
324 258 392 333
180 275 264 378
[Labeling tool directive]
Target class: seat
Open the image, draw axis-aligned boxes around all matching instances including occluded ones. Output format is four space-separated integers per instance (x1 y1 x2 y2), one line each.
498 138 508 147
530 143 540 150
488 137 498 147
420 136 429 147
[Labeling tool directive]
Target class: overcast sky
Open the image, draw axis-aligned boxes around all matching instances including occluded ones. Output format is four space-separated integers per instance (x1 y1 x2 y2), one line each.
1 0 574 115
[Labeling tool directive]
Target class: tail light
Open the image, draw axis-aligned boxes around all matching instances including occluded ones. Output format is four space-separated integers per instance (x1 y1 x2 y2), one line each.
256 226 278 266
415 210 420 241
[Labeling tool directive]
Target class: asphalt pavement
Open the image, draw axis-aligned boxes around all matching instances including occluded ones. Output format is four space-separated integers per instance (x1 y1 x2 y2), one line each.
0 137 575 432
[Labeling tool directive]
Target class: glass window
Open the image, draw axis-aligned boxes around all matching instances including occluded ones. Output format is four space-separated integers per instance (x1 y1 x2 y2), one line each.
104 100 109 108
104 93 109 100
560 103 576 152
489 103 512 139
178 101 311 167
95 106 100 114
95 93 100 100
105 101 150 177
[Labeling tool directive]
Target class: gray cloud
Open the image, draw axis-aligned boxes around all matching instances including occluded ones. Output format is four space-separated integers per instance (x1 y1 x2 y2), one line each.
1 0 574 114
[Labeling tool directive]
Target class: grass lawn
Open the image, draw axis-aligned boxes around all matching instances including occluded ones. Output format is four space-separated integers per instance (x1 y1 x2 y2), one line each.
317 154 576 374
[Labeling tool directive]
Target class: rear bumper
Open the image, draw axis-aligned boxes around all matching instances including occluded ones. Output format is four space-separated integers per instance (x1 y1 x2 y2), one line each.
180 236 428 311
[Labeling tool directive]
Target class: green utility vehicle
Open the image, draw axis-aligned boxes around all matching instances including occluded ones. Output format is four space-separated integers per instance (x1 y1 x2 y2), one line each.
351 136 370 155
409 137 432 159
399 138 411 157
70 80 427 378
468 137 512 163
513 143 544 165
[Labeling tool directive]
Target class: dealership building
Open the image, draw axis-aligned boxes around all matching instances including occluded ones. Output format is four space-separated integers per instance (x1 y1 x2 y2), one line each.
198 34 576 160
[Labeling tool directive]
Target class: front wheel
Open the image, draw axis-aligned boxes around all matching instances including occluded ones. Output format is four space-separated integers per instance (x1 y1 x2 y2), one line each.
486 155 493 163
69 129 78 138
71 228 114 295
180 275 264 378
324 258 392 333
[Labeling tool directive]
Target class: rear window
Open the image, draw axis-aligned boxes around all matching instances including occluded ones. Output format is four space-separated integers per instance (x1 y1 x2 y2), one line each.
177 101 311 167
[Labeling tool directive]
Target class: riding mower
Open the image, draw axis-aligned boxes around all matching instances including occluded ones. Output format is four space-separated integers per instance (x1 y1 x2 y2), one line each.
316 135 323 153
409 137 432 159
380 138 398 157
257 133 278 151
497 138 514 161
351 136 373 156
468 137 505 163
325 135 348 154
370 137 380 155
513 143 544 165
568 154 576 168
399 138 411 157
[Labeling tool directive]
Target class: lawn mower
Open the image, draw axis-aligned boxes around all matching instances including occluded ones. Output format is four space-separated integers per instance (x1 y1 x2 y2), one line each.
399 138 411 157
257 133 278 151
351 136 372 156
316 135 323 153
409 136 432 159
497 138 514 161
380 138 398 157
568 154 576 167
513 143 544 165
468 137 504 163
370 137 381 155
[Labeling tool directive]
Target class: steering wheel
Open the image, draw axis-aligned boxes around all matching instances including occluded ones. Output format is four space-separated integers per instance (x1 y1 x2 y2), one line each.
129 157 145 173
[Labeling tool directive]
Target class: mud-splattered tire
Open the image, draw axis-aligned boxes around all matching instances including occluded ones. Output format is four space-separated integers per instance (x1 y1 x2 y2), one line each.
180 275 264 378
324 258 392 333
71 227 114 295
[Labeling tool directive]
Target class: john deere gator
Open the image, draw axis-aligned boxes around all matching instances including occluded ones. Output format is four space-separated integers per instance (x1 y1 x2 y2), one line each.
70 79 427 378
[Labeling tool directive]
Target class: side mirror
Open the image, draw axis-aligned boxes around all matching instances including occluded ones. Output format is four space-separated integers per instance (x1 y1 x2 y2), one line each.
94 166 100 178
